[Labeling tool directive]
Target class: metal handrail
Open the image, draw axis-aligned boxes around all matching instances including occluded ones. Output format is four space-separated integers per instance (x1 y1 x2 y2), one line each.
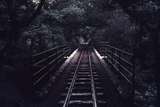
95 43 133 84
105 44 133 56
106 54 132 76
107 56 132 84
33 48 70 66
33 50 71 86
95 43 133 56
32 45 67 57
33 49 71 76
106 50 133 66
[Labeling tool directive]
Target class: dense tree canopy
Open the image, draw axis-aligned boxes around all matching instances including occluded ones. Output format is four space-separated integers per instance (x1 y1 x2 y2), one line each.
0 0 160 107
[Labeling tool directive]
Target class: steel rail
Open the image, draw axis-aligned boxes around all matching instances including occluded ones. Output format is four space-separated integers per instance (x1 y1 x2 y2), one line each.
63 50 84 107
33 50 71 86
88 51 97 107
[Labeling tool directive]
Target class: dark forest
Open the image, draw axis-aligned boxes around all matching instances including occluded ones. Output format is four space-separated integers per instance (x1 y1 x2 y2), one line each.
0 0 160 107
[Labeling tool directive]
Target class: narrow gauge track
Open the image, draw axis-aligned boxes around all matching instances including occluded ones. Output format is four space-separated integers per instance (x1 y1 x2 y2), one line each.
31 47 131 107
56 47 115 107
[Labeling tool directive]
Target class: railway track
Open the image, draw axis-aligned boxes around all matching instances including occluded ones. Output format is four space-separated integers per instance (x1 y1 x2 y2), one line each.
31 46 132 107
56 47 120 107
